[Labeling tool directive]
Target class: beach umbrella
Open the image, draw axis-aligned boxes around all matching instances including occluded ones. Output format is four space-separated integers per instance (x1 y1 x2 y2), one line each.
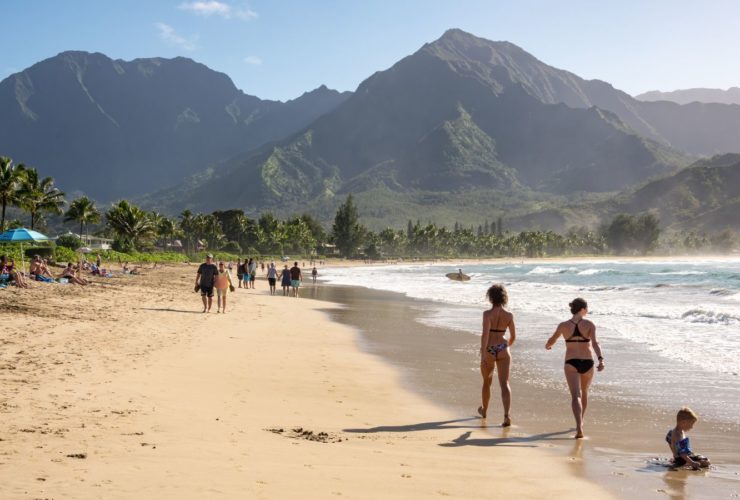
0 227 50 273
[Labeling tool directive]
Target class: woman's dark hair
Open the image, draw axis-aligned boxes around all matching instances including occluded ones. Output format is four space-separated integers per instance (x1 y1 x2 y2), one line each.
569 298 588 315
487 284 508 306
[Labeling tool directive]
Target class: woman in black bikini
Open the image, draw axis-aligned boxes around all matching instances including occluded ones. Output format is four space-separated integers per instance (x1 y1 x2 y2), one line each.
545 298 604 438
478 284 516 426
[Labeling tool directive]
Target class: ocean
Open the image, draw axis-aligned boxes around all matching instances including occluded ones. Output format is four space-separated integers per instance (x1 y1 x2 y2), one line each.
320 258 740 425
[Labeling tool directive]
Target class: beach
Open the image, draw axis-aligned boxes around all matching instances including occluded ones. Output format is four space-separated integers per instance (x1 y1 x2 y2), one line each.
1 264 612 499
316 258 740 498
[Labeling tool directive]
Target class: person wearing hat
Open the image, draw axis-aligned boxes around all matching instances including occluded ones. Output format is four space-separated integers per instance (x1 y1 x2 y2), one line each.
195 253 218 313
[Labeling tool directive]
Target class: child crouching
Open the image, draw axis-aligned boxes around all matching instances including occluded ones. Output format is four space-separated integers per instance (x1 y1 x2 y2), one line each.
666 407 711 470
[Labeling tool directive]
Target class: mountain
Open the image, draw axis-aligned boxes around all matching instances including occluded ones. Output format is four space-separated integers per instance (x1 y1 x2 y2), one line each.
509 154 740 233
145 29 691 220
636 87 740 106
0 51 350 201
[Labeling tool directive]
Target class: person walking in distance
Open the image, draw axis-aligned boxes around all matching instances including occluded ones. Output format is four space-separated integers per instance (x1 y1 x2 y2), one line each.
248 257 257 289
214 261 235 313
280 264 291 296
266 262 278 295
195 254 218 313
290 261 303 298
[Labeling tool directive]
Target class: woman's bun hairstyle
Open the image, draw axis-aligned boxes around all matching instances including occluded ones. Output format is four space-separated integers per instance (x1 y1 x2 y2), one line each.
569 297 587 315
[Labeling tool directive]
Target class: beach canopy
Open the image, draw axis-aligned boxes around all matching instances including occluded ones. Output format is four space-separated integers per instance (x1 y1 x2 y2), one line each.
0 227 50 273
0 227 50 242
77 247 93 254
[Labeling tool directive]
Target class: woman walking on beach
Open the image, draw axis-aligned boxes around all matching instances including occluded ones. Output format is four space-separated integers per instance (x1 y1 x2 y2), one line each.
545 298 604 439
280 264 291 296
479 284 516 427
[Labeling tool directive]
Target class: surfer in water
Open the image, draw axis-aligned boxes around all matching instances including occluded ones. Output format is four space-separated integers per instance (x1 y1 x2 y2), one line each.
457 268 464 280
478 284 516 427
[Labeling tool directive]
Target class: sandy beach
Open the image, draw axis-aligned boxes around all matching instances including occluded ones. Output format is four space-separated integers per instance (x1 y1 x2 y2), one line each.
0 264 613 499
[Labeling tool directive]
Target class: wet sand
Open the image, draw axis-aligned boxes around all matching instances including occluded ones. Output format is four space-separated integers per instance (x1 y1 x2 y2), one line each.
0 266 611 498
306 284 740 499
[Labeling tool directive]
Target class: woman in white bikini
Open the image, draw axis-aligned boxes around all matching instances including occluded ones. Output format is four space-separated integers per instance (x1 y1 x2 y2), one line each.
478 284 516 427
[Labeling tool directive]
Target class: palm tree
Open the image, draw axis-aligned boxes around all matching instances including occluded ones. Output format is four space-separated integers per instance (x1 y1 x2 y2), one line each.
0 157 27 231
157 217 178 250
17 167 65 229
64 196 101 244
179 210 196 255
106 200 155 251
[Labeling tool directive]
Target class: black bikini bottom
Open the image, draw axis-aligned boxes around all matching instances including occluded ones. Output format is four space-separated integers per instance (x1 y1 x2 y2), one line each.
565 358 594 374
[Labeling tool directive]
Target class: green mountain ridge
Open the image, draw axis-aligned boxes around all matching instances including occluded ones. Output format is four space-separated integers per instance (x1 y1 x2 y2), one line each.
0 51 350 201
144 29 693 223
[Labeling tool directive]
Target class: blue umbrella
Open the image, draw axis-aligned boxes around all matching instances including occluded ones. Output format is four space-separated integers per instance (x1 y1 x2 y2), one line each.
0 228 50 242
0 228 50 273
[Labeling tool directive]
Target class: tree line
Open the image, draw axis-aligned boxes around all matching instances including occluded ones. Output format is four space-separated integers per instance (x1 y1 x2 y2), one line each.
2 156 736 258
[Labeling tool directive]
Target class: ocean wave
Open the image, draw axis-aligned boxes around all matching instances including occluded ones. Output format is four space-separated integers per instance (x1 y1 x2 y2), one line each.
526 266 579 275
710 288 734 296
649 270 707 276
681 309 740 325
577 268 612 275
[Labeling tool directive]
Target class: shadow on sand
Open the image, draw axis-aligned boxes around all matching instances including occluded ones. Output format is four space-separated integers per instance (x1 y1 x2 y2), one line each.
139 307 204 314
343 417 488 434
438 429 574 448
344 417 574 448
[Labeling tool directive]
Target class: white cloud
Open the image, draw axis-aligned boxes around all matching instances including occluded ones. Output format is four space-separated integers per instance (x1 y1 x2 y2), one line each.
244 55 262 65
235 8 258 20
178 1 258 20
179 1 230 17
155 22 198 51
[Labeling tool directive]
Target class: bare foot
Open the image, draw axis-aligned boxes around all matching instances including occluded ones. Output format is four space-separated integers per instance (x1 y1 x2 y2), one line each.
477 406 487 418
575 430 584 439
502 415 511 427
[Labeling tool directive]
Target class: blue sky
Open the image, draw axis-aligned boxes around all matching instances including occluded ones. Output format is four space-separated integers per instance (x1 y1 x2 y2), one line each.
2 0 739 101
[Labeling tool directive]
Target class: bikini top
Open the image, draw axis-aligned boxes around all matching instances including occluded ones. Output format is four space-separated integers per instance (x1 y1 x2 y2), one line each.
489 328 506 333
565 320 590 343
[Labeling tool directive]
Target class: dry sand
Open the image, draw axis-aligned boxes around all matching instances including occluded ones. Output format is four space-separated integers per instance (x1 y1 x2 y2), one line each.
0 265 611 498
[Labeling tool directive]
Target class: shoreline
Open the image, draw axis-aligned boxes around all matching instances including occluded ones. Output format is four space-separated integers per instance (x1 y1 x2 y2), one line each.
0 265 612 498
307 280 740 499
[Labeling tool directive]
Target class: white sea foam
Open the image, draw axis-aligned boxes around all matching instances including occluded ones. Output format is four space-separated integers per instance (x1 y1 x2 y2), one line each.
320 259 740 376
649 270 707 276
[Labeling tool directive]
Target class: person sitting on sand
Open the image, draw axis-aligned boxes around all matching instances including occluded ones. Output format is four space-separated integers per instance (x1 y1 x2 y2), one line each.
0 255 30 288
545 297 604 439
61 262 88 286
29 255 54 282
478 284 516 427
666 407 711 470
195 254 218 313
214 261 235 313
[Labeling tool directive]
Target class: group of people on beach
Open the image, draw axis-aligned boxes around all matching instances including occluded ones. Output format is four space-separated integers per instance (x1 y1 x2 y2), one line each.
479 283 710 470
195 254 320 313
1 254 103 288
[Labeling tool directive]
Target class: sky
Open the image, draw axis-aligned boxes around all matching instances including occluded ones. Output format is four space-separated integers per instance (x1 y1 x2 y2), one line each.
2 0 740 101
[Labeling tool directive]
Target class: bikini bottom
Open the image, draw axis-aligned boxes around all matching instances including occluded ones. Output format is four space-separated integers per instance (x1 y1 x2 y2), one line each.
565 358 594 374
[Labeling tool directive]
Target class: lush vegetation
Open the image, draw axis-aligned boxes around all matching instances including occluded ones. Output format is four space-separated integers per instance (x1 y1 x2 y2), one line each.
1 154 738 265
